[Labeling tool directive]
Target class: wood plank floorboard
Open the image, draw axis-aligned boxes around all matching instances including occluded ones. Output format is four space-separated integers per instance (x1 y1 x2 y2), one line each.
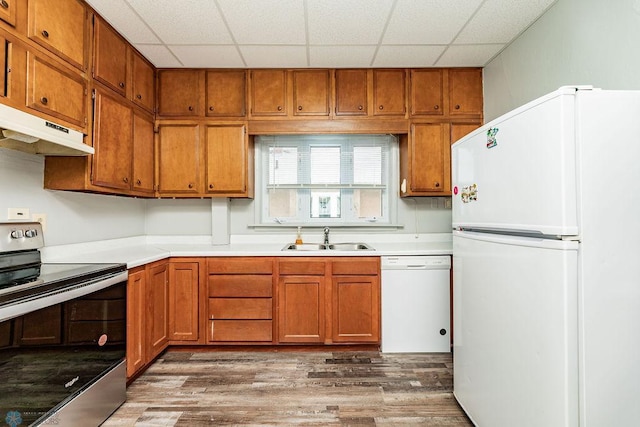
104 350 472 426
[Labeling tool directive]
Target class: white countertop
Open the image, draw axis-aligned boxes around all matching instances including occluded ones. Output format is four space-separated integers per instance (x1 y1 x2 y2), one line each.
41 233 452 269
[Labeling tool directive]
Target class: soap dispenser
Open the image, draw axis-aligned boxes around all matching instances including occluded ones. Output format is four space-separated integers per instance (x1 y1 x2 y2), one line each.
295 226 303 244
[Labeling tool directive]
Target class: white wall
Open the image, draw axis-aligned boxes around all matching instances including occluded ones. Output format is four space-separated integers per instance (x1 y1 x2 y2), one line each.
484 0 640 121
0 148 146 245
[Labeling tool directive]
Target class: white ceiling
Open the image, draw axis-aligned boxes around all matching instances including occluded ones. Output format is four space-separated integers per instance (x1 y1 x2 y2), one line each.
85 0 557 69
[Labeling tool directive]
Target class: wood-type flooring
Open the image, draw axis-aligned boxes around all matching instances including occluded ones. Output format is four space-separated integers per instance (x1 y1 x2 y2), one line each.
104 349 472 426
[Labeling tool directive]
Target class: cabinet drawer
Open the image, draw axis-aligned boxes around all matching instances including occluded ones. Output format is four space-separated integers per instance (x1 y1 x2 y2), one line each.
208 275 272 297
278 260 326 276
332 257 379 275
209 298 272 319
208 257 273 274
209 320 272 342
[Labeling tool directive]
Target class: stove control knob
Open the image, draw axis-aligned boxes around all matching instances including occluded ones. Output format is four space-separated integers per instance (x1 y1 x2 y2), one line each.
10 229 24 239
25 229 38 238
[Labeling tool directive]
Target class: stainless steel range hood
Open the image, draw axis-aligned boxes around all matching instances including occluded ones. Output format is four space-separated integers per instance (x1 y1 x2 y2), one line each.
0 103 93 156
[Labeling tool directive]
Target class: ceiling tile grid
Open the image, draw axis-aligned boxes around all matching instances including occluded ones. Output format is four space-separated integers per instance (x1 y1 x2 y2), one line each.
85 0 558 68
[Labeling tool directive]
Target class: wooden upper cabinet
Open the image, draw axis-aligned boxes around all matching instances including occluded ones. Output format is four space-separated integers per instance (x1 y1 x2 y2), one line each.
372 69 406 116
132 111 155 193
93 17 127 96
451 122 480 146
92 88 133 190
335 69 368 116
399 123 450 197
157 70 203 116
0 0 17 27
157 123 202 195
28 0 87 70
449 68 483 117
206 124 251 197
410 69 444 116
292 70 329 116
249 69 287 117
131 51 155 113
206 70 246 117
26 52 87 128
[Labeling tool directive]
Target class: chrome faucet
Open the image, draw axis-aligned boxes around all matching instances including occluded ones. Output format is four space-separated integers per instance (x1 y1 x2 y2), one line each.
323 227 330 245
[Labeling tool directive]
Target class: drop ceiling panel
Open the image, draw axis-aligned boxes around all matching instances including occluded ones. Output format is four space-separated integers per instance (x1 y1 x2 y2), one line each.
170 45 245 68
374 45 446 68
436 44 506 67
240 46 308 68
135 45 182 68
456 0 558 44
383 0 484 45
309 46 377 68
307 0 394 45
127 0 232 44
84 0 160 44
218 0 306 44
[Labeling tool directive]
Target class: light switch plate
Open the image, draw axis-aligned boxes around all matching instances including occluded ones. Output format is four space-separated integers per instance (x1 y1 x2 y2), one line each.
8 208 30 220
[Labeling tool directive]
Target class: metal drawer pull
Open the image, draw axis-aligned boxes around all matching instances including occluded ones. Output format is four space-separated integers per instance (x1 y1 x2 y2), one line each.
40 96 48 105
1 1 9 9
41 29 49 38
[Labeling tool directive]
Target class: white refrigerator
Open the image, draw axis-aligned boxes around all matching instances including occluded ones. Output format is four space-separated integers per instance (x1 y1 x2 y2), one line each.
451 86 640 427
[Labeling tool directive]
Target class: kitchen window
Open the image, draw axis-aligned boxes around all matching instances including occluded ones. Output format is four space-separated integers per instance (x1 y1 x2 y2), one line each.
256 134 396 225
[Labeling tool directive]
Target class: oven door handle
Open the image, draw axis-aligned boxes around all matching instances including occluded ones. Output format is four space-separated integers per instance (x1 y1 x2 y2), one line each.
0 270 128 322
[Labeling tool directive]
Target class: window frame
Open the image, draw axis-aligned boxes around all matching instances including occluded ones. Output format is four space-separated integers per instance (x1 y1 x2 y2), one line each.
254 134 399 227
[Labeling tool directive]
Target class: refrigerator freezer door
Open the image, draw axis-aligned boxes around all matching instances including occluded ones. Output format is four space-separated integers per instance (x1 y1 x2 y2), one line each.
451 88 579 236
453 230 579 427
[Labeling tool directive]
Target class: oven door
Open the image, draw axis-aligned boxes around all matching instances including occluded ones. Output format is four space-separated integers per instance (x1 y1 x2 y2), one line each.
0 271 128 426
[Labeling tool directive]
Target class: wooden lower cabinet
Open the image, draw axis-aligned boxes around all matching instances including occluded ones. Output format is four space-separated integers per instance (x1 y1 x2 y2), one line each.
126 267 146 379
278 257 380 345
168 258 201 343
146 260 170 360
207 257 274 343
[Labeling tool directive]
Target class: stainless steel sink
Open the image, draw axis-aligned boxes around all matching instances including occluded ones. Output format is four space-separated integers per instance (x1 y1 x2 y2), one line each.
327 242 374 251
281 242 374 251
282 243 328 251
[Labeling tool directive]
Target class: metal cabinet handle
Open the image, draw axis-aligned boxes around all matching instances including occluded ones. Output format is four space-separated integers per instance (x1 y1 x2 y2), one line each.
209 106 214 111
297 105 302 111
277 105 282 111
358 105 363 110
434 105 439 110
136 94 142 100
188 106 193 111
41 30 49 38
434 182 440 188
188 183 193 189
1 1 9 9
455 104 461 110
40 96 48 105
379 105 384 110
209 184 214 189
136 179 141 185
123 177 129 184
119 82 125 88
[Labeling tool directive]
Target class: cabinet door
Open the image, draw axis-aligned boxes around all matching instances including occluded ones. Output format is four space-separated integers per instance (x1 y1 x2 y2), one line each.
410 69 444 116
27 52 87 128
402 123 450 196
92 88 132 190
335 69 368 116
126 268 146 379
278 275 325 343
28 0 87 70
131 51 155 113
0 0 17 27
206 70 246 117
292 70 329 116
132 110 155 193
332 276 380 343
147 261 169 360
205 124 248 195
169 261 199 342
373 69 406 116
93 17 127 96
157 123 202 194
157 70 202 116
0 35 6 98
250 69 287 116
449 68 483 117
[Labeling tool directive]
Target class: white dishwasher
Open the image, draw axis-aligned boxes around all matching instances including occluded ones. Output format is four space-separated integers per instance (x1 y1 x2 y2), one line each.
381 255 451 353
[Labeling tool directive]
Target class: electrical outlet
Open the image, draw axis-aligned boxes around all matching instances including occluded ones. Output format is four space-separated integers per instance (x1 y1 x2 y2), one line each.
8 208 30 220
32 213 47 232
444 198 452 209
